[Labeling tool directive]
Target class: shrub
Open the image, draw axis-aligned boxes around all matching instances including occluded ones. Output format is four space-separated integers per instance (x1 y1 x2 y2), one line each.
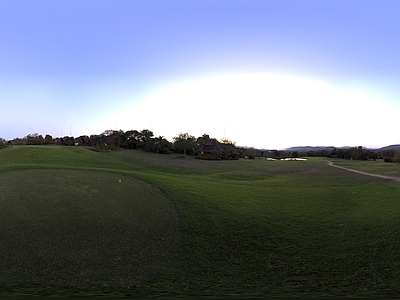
384 157 393 163
195 156 221 161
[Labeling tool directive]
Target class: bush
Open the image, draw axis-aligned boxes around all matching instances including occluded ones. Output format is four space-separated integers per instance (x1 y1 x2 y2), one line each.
394 152 400 164
248 155 256 159
195 156 221 161
384 157 393 163
228 153 239 160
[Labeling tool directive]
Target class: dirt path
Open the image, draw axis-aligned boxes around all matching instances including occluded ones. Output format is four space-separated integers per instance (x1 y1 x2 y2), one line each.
328 161 400 182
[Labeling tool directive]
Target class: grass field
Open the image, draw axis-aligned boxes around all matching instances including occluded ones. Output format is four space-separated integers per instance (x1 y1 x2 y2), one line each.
1 146 400 298
331 158 400 177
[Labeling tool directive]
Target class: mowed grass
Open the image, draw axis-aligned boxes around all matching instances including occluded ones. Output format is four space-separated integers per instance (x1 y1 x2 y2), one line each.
1 146 400 297
331 158 400 177
0 147 181 297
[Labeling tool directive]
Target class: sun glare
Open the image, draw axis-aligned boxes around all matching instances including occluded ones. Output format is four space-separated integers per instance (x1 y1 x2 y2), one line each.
110 73 398 149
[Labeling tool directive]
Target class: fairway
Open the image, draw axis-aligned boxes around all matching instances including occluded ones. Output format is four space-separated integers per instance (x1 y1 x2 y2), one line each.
1 146 400 297
0 167 180 297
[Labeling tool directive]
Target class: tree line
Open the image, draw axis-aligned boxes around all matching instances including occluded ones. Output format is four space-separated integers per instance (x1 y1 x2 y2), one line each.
1 132 399 163
2 130 238 158
301 146 400 163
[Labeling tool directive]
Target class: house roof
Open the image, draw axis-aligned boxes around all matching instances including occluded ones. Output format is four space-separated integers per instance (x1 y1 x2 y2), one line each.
196 139 223 153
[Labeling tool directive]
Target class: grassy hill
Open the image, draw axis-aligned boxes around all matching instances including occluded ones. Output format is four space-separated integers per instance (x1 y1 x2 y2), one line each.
1 146 400 298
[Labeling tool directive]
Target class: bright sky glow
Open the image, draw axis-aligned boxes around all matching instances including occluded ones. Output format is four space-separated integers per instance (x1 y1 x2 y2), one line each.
1 0 400 149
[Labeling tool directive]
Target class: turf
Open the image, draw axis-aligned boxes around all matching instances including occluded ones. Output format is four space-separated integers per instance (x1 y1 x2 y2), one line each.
1 146 400 297
0 168 180 297
330 158 400 177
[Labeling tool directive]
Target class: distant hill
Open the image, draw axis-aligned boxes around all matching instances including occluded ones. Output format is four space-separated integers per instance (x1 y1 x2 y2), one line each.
376 144 400 151
238 145 400 152
284 146 350 152
284 145 400 152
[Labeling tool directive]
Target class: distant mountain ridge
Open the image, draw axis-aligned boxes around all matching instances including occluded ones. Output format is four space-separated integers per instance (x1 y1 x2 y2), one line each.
284 145 400 152
376 144 400 151
284 146 350 152
237 145 400 152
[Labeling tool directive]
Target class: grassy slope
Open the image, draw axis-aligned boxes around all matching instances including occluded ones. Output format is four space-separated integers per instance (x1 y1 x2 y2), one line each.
1 146 400 297
331 158 400 177
126 154 400 297
0 147 181 297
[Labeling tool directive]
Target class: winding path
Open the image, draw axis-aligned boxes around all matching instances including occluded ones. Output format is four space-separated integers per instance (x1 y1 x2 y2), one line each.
328 161 400 182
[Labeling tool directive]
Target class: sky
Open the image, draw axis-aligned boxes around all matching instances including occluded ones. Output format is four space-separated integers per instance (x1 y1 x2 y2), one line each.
1 0 400 149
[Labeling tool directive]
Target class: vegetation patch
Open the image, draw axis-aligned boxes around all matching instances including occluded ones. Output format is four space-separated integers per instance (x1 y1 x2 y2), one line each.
195 156 221 161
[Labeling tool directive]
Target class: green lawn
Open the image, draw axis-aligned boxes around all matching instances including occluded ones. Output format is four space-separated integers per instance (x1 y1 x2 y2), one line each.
330 158 400 177
1 146 400 297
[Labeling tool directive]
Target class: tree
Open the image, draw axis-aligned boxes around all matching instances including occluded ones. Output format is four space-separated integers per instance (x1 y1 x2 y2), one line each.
381 150 396 160
196 134 211 147
122 130 141 149
10 137 26 145
61 136 74 146
99 130 124 149
139 129 154 151
329 148 346 159
271 150 281 158
76 135 89 146
0 138 6 148
394 151 400 164
173 132 196 156
154 136 172 154
88 135 100 147
244 147 260 158
219 138 236 146
219 138 238 160
351 147 367 160
26 133 44 145
44 134 53 144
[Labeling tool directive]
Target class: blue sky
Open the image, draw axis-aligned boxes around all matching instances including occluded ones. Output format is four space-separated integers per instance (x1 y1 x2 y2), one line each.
1 0 400 149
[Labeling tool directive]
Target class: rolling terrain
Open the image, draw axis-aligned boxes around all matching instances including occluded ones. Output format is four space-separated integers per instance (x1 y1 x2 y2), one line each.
1 146 400 298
